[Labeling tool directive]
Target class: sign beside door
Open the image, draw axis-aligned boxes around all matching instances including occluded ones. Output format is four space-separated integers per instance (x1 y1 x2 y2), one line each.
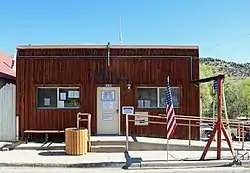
122 106 134 115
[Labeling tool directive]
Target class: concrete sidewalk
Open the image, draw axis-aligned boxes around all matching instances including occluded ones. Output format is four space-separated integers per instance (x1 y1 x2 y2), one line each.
0 149 248 169
1 137 250 169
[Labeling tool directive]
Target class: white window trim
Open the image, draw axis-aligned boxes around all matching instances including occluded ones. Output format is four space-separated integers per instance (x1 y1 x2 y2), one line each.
157 88 160 108
37 87 80 109
137 86 180 108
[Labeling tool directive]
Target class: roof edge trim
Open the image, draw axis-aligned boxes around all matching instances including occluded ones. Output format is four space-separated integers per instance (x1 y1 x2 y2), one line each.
16 44 199 49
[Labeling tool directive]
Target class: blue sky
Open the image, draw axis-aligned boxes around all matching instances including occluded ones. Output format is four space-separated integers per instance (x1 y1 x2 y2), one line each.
0 0 250 62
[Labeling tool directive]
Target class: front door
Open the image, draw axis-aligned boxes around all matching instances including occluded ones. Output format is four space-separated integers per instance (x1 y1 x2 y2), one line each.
97 87 120 135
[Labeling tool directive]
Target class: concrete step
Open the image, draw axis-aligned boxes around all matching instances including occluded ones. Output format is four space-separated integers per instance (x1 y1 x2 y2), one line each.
91 141 231 151
91 141 126 146
91 145 126 153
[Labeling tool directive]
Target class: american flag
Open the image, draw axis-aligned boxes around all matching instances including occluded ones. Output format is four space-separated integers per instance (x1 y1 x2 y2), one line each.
166 76 177 139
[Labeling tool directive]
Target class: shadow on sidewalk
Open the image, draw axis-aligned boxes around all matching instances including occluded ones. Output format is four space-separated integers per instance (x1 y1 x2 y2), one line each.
122 151 142 169
37 150 168 169
38 151 67 156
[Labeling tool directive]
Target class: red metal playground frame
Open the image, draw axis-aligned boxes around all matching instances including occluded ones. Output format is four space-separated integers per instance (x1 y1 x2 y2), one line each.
192 74 234 160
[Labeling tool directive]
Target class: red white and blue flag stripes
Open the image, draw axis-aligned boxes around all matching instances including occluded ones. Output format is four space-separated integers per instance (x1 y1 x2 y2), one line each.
166 76 177 139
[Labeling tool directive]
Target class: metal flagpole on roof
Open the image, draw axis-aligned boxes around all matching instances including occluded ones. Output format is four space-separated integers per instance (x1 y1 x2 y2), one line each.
119 16 123 45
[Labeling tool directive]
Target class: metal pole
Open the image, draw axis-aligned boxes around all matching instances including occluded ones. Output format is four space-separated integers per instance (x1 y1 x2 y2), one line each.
242 123 245 149
188 120 191 145
125 114 129 151
77 113 79 129
88 114 91 141
238 123 240 143
167 138 169 161
88 113 91 152
167 115 169 161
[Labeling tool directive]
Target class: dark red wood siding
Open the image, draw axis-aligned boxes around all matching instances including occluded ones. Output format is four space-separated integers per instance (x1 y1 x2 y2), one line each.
16 47 200 139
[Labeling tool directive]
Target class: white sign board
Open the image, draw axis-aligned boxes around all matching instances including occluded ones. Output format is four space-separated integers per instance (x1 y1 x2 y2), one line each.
122 106 134 115
60 93 67 100
44 98 50 106
58 101 65 108
102 113 114 121
134 112 148 126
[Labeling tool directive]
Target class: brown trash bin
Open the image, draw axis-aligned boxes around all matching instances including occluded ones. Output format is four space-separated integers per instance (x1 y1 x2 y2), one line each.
65 128 88 155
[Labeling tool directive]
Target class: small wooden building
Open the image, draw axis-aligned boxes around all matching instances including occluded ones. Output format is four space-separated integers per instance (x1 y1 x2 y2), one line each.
16 45 200 140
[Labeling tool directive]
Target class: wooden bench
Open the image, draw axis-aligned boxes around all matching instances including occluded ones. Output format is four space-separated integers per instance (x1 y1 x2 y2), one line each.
24 130 65 150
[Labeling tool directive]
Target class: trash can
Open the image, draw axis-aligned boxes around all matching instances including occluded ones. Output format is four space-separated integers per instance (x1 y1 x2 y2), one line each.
65 128 88 155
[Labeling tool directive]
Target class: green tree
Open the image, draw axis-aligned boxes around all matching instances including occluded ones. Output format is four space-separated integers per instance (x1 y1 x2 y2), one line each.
199 64 214 117
199 58 250 119
239 78 250 117
223 79 244 119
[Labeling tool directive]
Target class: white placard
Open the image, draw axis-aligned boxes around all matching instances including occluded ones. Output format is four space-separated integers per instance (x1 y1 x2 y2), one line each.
102 113 114 121
134 112 148 126
68 91 74 98
44 98 50 106
68 90 79 98
122 106 134 114
101 90 115 101
58 101 64 108
60 93 66 100
74 91 79 98
102 101 114 109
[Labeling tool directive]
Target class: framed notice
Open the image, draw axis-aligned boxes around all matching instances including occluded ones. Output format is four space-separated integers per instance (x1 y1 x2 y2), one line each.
134 112 148 126
102 113 114 121
74 91 79 98
60 93 66 100
68 91 74 98
101 101 114 109
101 90 115 101
44 98 50 106
58 101 65 108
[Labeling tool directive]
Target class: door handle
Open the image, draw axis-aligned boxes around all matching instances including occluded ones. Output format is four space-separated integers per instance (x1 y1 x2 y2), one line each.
116 109 119 113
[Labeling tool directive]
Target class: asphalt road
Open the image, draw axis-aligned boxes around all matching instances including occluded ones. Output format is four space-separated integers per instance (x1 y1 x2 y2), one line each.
1 167 250 173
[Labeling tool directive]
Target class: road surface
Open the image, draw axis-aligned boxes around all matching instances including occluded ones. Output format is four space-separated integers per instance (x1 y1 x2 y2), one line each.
1 167 250 173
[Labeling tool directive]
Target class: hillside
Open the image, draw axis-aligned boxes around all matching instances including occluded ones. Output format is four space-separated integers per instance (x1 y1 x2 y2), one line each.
200 57 250 78
199 57 250 118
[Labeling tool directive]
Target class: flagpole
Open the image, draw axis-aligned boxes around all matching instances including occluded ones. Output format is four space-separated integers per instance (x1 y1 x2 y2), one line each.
167 116 169 161
119 16 122 45
165 76 176 162
166 76 169 162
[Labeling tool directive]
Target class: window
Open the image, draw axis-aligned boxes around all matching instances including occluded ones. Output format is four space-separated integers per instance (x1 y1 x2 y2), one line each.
37 87 80 109
37 88 57 108
137 87 180 108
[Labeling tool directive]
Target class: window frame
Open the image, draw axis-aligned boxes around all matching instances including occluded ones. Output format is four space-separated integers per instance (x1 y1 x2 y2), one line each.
36 86 80 109
137 86 181 109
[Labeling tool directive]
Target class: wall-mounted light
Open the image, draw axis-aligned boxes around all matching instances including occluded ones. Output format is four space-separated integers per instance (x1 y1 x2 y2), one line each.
127 81 132 90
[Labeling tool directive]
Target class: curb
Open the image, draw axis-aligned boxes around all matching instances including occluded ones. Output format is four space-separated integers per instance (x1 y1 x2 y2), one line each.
0 160 249 169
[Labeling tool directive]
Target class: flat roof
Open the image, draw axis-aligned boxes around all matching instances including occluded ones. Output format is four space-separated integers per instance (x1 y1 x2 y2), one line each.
16 44 199 49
